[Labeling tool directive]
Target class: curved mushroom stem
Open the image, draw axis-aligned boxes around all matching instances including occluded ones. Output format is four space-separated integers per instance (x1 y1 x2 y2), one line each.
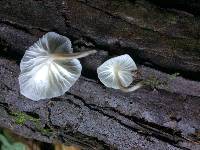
118 82 143 92
52 50 97 60
116 71 143 92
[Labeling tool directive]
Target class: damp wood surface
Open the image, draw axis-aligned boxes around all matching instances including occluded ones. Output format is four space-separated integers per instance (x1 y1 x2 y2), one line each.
0 0 200 150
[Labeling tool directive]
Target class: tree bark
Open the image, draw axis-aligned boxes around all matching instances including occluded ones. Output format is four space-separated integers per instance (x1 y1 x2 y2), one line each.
148 0 200 16
0 0 200 150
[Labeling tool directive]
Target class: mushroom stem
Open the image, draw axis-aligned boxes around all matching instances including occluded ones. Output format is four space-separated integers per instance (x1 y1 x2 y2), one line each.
116 71 143 92
119 82 143 92
52 50 97 60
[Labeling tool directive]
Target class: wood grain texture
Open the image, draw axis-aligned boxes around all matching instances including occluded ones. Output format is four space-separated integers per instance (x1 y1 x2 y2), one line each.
0 0 199 150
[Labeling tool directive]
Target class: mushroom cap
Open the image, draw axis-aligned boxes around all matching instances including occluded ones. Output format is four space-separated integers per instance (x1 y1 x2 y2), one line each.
97 54 137 89
19 32 82 101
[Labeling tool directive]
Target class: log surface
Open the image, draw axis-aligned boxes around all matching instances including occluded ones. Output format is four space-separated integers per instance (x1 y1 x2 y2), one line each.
0 0 200 150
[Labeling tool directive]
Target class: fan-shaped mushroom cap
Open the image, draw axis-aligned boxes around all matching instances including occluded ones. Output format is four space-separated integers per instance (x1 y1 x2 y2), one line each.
97 54 137 89
19 32 82 101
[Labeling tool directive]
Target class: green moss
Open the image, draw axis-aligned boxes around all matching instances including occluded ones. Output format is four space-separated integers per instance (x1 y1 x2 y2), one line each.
11 111 52 135
11 112 33 126
142 75 167 89
143 73 179 89
169 73 180 80
34 120 53 135
11 112 39 126
39 128 53 135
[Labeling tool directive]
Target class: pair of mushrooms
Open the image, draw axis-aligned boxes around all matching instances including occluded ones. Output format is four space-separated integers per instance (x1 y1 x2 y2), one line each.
19 32 142 101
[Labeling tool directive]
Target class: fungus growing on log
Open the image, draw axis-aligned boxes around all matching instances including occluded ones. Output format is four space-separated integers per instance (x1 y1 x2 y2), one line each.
19 32 96 101
97 54 142 92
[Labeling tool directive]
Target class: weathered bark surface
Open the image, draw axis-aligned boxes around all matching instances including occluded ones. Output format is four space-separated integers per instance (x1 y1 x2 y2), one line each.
148 0 200 16
0 0 200 150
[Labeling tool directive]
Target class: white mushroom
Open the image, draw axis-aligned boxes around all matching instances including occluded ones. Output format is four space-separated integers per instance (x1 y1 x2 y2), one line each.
19 32 96 101
97 54 142 92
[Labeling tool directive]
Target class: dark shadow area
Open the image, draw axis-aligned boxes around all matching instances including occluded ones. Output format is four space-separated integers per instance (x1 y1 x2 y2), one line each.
148 0 200 16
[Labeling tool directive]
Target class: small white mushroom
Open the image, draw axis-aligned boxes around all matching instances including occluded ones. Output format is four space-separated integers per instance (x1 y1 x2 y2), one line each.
19 32 96 101
97 54 142 92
